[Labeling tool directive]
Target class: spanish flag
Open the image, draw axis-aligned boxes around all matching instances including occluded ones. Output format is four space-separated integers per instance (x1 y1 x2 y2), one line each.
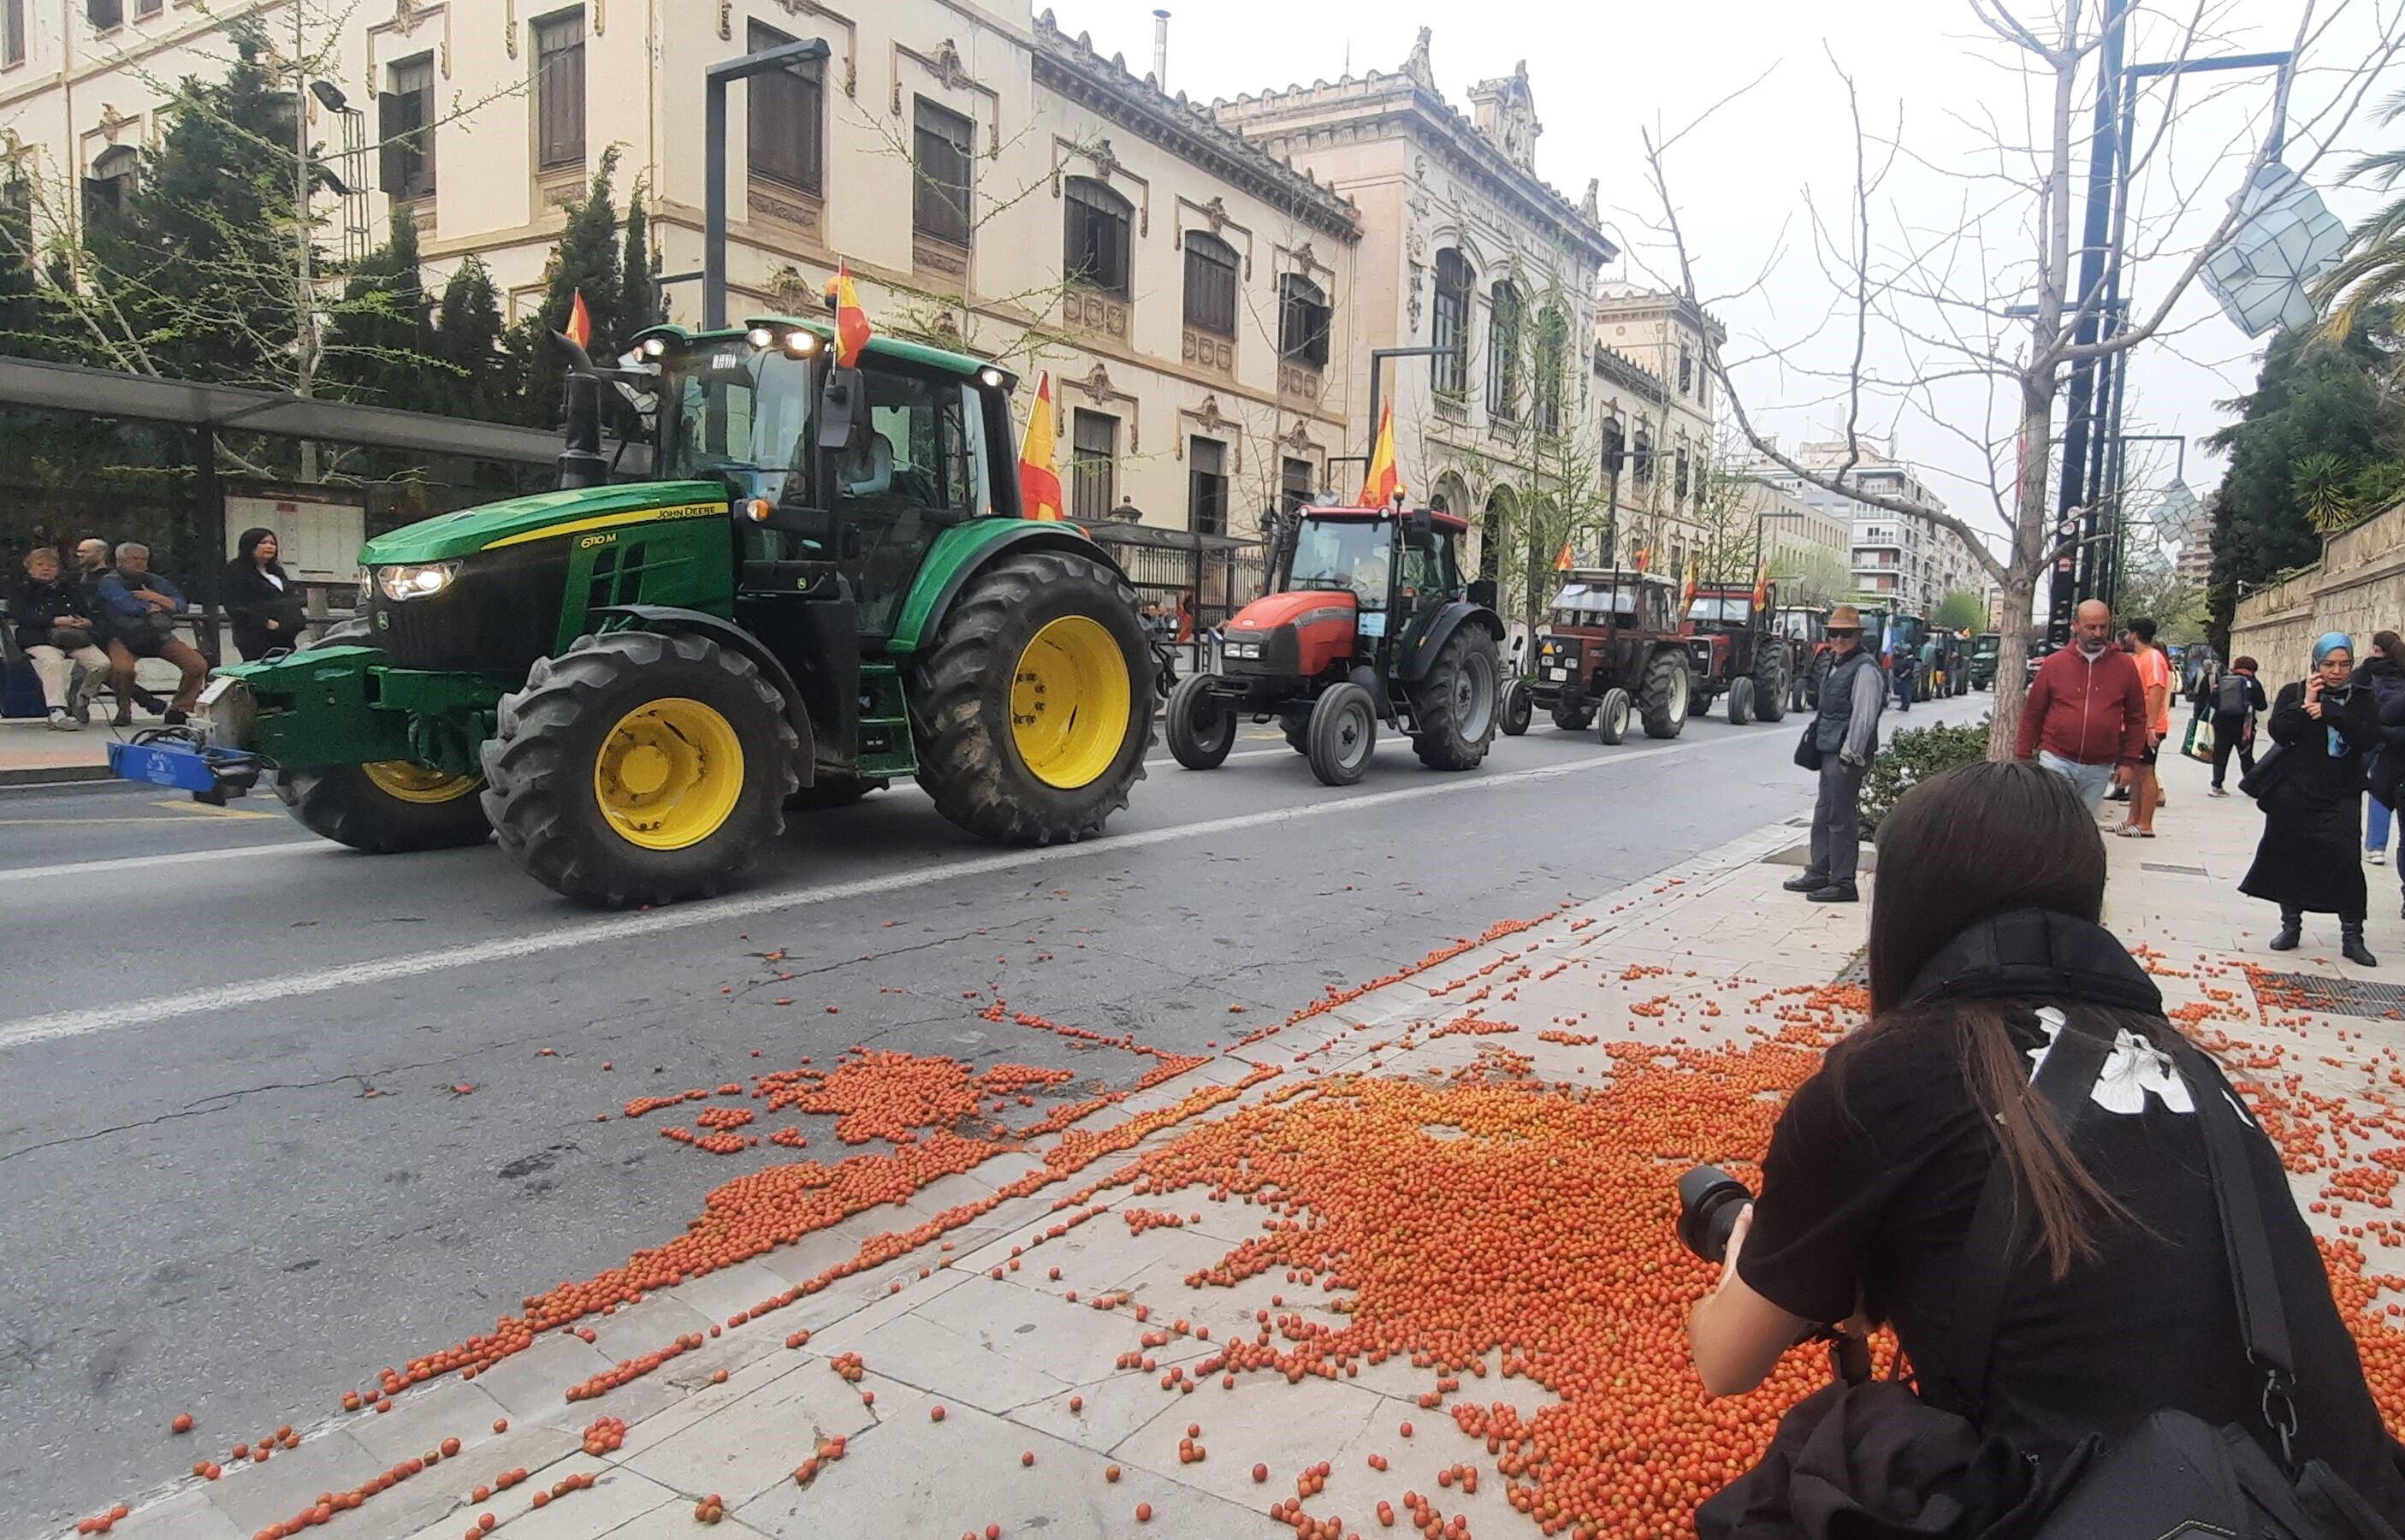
565 290 594 352
1555 542 1575 572
1681 552 1702 607
1751 557 1771 608
1632 547 1650 573
832 262 872 369
1018 371 1065 522
1356 400 1404 508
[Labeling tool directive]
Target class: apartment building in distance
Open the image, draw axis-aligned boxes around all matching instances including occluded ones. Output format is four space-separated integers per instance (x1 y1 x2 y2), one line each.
1742 437 1993 615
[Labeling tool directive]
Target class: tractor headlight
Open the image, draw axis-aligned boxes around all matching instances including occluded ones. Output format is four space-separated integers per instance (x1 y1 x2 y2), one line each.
1225 641 1261 660
376 561 460 602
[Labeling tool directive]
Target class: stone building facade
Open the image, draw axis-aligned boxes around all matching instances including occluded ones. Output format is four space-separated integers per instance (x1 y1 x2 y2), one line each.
1743 437 1993 616
2230 500 2405 679
1590 282 1723 580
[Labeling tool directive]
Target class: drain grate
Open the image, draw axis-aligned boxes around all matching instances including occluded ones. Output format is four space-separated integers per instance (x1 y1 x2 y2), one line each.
1833 952 1869 987
2252 971 2405 1021
2141 862 2210 877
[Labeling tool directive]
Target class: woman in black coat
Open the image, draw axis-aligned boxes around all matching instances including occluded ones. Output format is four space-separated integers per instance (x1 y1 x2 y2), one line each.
221 527 308 660
2241 631 2383 964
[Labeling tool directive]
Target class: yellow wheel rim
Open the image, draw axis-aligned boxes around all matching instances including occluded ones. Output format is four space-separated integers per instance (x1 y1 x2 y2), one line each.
362 761 482 804
1010 616 1132 791
591 697 745 851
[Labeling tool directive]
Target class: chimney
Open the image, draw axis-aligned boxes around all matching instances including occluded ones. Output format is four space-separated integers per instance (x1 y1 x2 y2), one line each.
1152 9 1170 90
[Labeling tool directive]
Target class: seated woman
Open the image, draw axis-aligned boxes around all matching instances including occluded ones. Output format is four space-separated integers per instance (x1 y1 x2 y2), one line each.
1687 759 2405 1520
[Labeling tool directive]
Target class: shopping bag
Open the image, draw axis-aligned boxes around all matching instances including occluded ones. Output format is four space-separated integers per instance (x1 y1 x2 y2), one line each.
2183 715 2215 764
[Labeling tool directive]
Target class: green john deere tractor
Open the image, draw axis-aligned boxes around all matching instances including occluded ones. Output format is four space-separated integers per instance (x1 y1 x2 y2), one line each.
156 317 1153 906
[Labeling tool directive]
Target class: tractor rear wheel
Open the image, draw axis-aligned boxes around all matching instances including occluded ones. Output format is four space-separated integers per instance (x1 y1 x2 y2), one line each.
1306 682 1379 786
1753 649 1789 723
1726 676 1754 726
1500 679 1532 737
480 631 797 907
1639 650 1691 740
912 549 1152 844
1550 700 1596 732
1166 674 1236 769
1596 687 1633 745
278 761 492 854
1409 627 1501 771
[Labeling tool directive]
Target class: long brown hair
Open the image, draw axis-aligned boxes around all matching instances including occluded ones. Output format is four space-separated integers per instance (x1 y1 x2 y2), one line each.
1846 760 2153 1279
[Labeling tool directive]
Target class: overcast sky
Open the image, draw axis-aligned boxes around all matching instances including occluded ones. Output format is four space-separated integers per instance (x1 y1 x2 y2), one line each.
1061 0 2403 557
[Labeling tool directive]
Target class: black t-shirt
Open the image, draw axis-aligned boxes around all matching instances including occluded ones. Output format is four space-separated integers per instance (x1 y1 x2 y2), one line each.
1739 1004 2405 1512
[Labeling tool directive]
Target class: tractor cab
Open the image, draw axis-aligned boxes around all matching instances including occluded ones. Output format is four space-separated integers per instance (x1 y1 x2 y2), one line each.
1167 504 1504 786
1970 631 2002 690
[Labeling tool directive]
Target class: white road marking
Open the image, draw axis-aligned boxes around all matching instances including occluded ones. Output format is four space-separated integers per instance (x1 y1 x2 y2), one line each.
0 727 1754 1051
0 841 321 886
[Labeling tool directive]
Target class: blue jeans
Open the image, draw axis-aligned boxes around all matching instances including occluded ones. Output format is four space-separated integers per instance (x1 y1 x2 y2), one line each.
2039 750 2115 813
2372 795 2395 855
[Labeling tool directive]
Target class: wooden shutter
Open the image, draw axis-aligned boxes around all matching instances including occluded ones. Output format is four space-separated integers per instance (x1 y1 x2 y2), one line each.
535 12 586 172
912 98 973 246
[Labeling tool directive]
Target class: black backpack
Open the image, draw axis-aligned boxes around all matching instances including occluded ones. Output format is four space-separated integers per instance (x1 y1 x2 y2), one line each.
2218 672 2252 714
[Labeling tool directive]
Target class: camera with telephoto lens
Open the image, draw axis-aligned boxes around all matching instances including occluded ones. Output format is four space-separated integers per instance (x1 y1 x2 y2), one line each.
1677 1164 1755 1265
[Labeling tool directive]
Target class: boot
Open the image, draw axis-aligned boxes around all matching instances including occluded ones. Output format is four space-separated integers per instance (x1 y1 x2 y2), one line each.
2344 921 2378 968
2269 909 2302 951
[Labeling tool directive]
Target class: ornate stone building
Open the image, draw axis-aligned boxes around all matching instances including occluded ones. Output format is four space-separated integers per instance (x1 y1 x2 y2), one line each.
1211 31 1620 593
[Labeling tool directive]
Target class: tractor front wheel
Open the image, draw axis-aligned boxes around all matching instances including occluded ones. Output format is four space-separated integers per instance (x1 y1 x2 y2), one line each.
1639 651 1691 740
912 549 1152 844
278 761 492 854
1726 677 1755 726
1596 687 1634 746
1166 674 1236 769
1550 700 1596 733
1753 650 1789 723
1500 679 1533 737
1409 627 1501 771
1306 682 1379 786
480 631 797 907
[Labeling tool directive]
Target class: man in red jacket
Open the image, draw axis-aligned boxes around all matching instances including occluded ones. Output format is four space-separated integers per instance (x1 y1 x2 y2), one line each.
2014 599 2148 813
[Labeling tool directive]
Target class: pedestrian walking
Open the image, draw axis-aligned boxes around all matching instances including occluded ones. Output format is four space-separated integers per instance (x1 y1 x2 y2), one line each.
2012 599 2146 814
9 546 109 729
2207 656 2267 797
2241 632 2381 965
1782 603 1886 904
221 527 310 661
2355 631 2405 905
2118 616 2174 838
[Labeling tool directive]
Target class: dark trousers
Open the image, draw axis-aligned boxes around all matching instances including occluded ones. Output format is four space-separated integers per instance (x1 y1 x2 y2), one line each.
1808 758 1869 887
2208 711 2255 789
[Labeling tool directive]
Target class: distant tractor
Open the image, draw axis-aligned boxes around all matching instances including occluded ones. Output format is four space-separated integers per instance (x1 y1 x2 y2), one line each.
1682 583 1791 725
1525 569 1696 743
1773 605 1827 711
1970 631 2002 690
1164 504 1504 786
120 316 1154 907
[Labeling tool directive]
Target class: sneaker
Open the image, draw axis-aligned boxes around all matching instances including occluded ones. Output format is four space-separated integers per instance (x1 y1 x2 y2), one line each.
2372 850 2389 867
44 709 80 732
2210 786 2229 797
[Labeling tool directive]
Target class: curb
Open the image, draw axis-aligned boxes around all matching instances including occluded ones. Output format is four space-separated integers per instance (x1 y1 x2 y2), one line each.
0 764 116 789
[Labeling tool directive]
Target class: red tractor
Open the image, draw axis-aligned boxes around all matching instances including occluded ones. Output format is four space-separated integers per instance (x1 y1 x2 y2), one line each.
1682 583 1791 725
1514 568 1697 743
1165 504 1504 785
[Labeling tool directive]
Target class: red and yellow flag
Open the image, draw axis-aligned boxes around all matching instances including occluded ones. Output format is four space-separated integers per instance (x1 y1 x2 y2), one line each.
1632 547 1650 573
1356 400 1404 509
1681 552 1702 607
565 290 594 352
1555 542 1575 572
1751 557 1771 608
833 262 872 369
1018 371 1065 522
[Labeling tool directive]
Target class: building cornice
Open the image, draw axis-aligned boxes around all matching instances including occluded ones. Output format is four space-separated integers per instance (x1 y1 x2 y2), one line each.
1590 345 1666 408
1032 13 1359 246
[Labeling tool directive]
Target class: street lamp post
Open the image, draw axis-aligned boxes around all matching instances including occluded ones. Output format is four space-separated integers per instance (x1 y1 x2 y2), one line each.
704 38 835 329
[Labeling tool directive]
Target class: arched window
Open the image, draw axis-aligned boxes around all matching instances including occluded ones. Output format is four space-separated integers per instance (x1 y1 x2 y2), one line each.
1277 273 1330 369
1531 305 1568 435
1486 281 1524 420
1063 177 1133 299
84 144 139 222
1182 230 1239 338
1431 250 1472 396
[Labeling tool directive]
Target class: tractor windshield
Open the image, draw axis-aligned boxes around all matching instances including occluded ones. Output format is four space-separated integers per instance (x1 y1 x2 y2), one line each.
1288 518 1391 610
1549 582 1640 628
657 344 816 502
1686 596 1753 625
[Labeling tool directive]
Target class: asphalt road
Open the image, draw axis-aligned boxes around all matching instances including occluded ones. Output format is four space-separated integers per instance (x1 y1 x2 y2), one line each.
0 688 1991 1533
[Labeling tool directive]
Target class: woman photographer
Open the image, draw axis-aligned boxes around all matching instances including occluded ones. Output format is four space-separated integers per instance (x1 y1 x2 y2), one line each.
1687 759 2405 1529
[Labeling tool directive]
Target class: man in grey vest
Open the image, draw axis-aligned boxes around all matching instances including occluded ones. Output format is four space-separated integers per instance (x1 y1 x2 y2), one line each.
1784 604 1888 903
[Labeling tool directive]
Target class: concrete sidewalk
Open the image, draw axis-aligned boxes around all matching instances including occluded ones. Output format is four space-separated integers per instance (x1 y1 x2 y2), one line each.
57 742 2405 1540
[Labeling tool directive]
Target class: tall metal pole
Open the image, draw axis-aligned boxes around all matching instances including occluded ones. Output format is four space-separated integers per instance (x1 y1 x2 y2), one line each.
2047 0 2130 647
703 38 832 330
293 2 319 481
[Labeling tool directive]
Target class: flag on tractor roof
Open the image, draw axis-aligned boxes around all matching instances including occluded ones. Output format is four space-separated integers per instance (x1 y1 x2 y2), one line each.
833 263 871 369
1019 372 1065 522
565 290 594 352
1356 400 1404 508
1632 547 1650 573
1555 542 1575 572
1751 557 1770 608
1681 552 1702 607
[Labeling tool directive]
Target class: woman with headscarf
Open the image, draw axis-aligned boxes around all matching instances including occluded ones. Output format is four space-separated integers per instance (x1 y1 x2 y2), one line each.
221 527 309 660
2241 632 2383 964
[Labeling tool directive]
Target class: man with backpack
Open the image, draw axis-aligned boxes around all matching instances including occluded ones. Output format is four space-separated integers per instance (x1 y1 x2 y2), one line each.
2208 656 2269 798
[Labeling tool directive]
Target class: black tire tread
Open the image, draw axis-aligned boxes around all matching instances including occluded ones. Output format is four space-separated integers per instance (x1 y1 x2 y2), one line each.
1639 649 1690 740
276 765 492 854
1408 627 1500 771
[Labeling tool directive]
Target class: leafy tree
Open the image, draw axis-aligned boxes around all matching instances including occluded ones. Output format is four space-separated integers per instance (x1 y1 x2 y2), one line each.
2313 90 2405 346
1933 589 1987 631
432 258 520 425
321 212 434 411
2204 312 2405 644
1776 545 1855 608
619 178 660 339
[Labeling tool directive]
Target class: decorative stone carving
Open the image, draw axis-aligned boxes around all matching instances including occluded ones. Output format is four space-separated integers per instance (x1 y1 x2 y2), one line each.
1402 27 1434 89
1277 363 1321 407
97 104 135 143
929 38 972 91
1182 328 1235 376
1063 287 1129 341
1199 195 1229 232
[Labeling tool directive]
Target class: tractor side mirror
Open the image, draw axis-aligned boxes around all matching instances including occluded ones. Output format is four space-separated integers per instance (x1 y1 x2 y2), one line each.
1405 506 1434 542
818 365 867 451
